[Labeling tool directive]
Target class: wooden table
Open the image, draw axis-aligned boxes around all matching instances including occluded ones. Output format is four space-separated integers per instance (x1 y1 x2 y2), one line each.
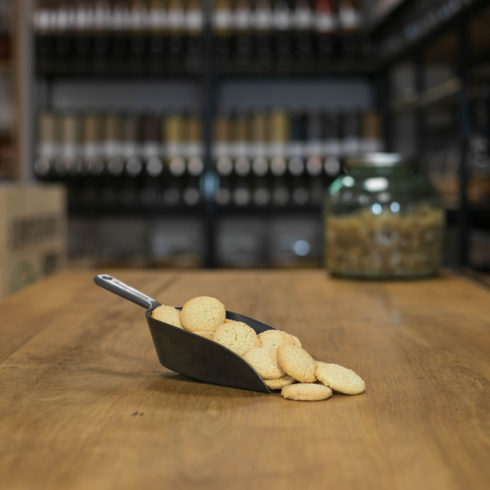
1 270 489 490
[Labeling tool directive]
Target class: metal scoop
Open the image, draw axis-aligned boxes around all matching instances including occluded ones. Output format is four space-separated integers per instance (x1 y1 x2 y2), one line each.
94 274 274 393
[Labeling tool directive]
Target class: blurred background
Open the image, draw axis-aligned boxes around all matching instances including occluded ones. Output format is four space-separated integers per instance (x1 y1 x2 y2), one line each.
0 0 489 296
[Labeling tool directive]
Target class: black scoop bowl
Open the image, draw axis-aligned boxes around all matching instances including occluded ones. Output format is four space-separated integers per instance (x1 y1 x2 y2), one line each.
94 274 275 393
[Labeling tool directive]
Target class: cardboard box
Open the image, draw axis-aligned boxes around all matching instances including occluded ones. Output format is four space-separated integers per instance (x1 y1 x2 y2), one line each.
0 184 66 299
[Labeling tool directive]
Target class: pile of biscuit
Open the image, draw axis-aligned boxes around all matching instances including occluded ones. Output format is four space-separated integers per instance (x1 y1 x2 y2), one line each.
152 296 365 401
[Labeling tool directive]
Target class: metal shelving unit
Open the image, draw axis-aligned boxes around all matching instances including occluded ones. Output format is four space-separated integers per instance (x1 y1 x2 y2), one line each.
29 0 490 271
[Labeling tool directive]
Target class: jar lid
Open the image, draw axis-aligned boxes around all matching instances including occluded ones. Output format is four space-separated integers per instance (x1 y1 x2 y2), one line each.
347 153 403 168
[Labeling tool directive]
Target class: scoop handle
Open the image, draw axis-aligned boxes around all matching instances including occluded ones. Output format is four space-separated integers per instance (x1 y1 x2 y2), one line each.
94 274 160 310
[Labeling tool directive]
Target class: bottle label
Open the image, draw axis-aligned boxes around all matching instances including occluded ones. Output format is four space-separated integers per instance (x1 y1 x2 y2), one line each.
287 142 305 158
293 8 313 30
95 6 113 31
254 9 272 31
74 8 93 31
186 142 204 157
62 144 83 160
233 9 250 30
214 142 232 158
231 142 247 157
315 13 335 33
143 142 160 159
249 143 266 158
343 137 360 157
213 10 232 30
269 142 287 157
84 142 104 159
123 141 138 158
39 142 60 159
167 142 185 157
361 138 382 154
340 7 360 30
305 141 323 156
186 10 203 32
149 10 167 31
273 10 290 30
105 141 122 158
127 10 146 31
323 140 341 156
167 9 185 30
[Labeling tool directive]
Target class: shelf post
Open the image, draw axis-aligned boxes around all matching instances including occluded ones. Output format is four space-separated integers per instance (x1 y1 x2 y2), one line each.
457 17 470 268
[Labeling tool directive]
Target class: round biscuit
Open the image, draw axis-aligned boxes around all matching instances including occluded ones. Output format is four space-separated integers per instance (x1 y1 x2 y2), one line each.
264 375 296 390
213 321 259 356
180 296 226 334
277 344 316 383
152 305 183 328
315 362 365 395
281 383 332 401
243 347 285 380
258 329 302 350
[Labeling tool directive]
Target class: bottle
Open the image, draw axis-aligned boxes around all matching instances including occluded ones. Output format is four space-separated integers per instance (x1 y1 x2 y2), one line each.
93 0 112 74
187 112 204 176
142 114 163 177
288 108 306 176
315 0 335 63
83 111 104 174
251 108 269 176
214 0 233 71
104 112 125 176
165 110 186 176
148 0 167 73
339 0 361 59
232 108 251 176
233 0 252 72
184 111 203 206
73 0 92 73
122 113 143 177
272 0 291 72
361 111 382 155
253 0 273 70
35 111 59 176
293 0 314 70
60 112 83 174
215 110 233 176
305 108 323 176
322 110 341 177
167 0 186 73
186 0 203 72
342 108 361 158
128 0 148 74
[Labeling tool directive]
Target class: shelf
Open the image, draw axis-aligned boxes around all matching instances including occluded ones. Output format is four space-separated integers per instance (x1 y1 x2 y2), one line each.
375 0 488 68
367 0 408 34
391 77 462 114
68 204 204 218
215 62 379 80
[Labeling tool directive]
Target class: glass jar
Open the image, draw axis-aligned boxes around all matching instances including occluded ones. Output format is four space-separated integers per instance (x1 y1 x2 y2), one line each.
325 153 445 279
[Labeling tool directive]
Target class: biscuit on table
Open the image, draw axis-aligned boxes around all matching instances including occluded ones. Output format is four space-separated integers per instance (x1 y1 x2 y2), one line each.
258 329 302 350
213 321 259 356
151 305 183 328
243 347 285 380
180 296 226 334
277 344 316 383
315 362 365 395
264 375 295 390
281 383 333 401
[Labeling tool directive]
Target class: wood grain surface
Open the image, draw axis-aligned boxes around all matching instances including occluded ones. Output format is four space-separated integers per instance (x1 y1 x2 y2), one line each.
0 270 489 490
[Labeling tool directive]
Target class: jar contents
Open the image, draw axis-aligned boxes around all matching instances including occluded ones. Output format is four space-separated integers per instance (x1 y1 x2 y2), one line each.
326 204 445 278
